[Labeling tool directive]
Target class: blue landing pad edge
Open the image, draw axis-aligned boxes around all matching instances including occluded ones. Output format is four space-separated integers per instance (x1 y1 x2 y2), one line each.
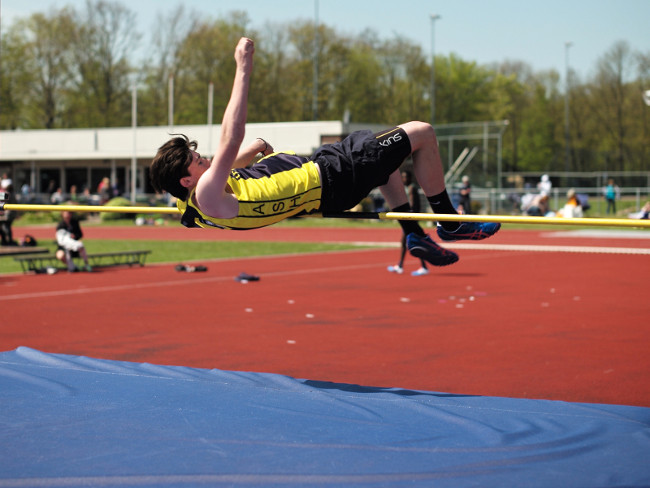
1 346 649 487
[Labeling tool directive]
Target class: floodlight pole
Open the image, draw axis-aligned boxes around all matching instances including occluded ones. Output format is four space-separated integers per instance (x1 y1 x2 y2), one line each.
312 0 319 121
207 82 214 156
564 42 572 180
131 84 137 204
430 14 441 127
168 75 174 130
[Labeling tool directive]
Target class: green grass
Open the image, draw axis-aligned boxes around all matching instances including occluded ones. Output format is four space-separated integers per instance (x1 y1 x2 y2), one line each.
0 239 364 275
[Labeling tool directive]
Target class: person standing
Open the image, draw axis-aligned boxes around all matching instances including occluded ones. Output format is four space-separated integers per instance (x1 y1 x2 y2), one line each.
387 171 457 276
0 185 17 246
605 179 619 215
458 175 472 214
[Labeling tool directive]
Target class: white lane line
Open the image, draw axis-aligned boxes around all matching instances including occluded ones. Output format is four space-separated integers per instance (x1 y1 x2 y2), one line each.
1 244 647 302
347 242 650 255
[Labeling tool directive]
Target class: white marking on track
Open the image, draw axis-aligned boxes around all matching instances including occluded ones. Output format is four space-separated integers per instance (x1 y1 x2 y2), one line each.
346 241 650 255
1 243 647 302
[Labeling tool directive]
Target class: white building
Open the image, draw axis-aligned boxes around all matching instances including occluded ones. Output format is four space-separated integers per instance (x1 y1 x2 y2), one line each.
0 121 384 201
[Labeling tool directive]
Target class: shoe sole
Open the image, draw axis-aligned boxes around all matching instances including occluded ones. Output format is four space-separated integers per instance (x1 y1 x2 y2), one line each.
437 224 501 242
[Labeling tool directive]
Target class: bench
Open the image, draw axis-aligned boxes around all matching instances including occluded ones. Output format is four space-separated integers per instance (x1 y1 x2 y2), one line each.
0 247 49 258
14 250 151 273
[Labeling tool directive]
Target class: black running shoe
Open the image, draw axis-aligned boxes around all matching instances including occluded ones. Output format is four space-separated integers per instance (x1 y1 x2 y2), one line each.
406 233 459 267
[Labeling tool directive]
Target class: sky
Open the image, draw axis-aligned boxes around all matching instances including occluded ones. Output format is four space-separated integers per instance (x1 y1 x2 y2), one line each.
2 0 649 82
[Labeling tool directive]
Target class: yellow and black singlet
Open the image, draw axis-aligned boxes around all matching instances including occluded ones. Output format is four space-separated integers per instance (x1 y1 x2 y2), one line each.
178 152 322 230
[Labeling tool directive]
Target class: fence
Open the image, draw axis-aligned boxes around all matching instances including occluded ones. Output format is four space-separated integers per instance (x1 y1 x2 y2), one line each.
473 186 650 216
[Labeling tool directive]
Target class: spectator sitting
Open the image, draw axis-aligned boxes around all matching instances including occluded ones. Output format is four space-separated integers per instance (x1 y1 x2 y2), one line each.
81 187 94 204
55 210 92 272
628 202 650 220
69 185 79 202
21 183 32 202
98 177 111 204
51 188 65 204
556 189 583 218
525 193 551 217
576 193 590 212
1 173 12 190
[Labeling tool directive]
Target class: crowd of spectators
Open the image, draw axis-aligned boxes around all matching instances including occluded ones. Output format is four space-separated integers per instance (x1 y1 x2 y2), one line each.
17 177 122 206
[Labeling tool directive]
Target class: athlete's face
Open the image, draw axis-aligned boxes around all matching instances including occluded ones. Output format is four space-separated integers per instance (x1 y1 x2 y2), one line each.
181 151 211 189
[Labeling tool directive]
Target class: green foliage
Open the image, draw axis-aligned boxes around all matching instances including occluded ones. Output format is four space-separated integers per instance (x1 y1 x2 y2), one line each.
1 1 648 173
436 54 492 123
100 197 134 221
13 212 60 225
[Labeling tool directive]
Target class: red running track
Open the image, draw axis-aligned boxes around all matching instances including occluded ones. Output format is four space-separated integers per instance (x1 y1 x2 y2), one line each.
2 224 649 406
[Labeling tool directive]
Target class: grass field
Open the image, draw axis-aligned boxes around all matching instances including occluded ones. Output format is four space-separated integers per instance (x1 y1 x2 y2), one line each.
0 238 362 275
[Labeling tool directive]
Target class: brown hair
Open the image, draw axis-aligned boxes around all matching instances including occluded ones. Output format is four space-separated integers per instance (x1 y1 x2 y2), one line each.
150 134 197 201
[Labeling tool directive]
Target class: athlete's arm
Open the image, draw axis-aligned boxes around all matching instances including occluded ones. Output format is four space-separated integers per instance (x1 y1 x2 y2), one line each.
232 138 275 168
194 37 254 218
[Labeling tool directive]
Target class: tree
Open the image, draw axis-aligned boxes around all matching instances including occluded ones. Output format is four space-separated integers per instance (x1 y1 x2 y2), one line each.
1 8 648 176
329 34 384 123
635 50 650 170
516 71 563 172
0 23 33 129
8 9 77 128
69 0 140 127
490 61 533 172
249 23 303 122
375 34 430 123
288 21 332 121
588 41 636 172
435 54 492 124
139 5 197 127
171 12 250 125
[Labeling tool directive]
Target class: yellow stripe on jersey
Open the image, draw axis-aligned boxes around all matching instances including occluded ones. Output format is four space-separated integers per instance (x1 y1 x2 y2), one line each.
178 153 322 230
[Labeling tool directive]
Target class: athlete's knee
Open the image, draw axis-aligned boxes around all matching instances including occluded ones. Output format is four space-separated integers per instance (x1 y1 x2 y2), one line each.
399 121 437 149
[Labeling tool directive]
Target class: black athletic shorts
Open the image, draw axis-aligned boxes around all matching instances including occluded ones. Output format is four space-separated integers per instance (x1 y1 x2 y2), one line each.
314 127 412 212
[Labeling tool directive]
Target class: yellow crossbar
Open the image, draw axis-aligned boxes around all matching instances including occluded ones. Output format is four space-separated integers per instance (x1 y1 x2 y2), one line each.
2 204 180 214
2 204 650 229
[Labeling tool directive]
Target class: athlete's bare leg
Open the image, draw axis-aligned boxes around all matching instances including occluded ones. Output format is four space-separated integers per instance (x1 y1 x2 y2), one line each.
378 121 446 209
398 121 446 197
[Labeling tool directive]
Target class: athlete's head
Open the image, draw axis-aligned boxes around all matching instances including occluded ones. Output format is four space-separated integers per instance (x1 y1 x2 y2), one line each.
150 134 197 201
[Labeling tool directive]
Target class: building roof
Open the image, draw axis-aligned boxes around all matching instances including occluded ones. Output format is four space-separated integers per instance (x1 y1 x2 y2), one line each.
0 121 385 162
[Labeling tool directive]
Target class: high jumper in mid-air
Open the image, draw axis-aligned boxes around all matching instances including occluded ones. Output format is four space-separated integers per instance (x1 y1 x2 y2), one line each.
149 37 500 267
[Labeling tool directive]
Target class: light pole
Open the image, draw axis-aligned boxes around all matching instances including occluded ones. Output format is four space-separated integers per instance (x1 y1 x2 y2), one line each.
313 0 319 121
168 75 174 130
131 84 138 203
207 82 214 156
564 41 572 178
429 14 441 127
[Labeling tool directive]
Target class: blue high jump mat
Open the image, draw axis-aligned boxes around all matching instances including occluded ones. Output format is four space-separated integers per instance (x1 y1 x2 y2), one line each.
1 347 649 487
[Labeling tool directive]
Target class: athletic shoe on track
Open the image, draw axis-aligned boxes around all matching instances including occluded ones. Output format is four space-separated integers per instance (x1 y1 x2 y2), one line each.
411 267 430 277
436 222 501 242
387 265 403 274
406 233 459 267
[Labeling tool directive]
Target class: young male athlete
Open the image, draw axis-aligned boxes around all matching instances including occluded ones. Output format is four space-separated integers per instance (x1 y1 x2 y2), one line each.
150 37 500 267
